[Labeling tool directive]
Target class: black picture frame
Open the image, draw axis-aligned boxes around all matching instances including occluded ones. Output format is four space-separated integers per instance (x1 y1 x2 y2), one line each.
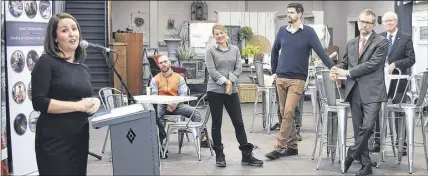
182 62 198 79
225 25 242 50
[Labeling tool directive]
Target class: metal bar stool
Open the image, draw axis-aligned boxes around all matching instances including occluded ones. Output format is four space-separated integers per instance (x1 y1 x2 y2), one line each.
372 68 405 165
249 61 277 134
308 66 328 132
379 71 428 173
250 85 277 134
311 71 347 161
315 70 351 174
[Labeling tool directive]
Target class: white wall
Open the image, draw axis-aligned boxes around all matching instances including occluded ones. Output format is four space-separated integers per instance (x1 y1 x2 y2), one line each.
157 1 242 44
111 0 395 53
322 1 394 61
246 1 316 15
412 1 428 75
112 1 243 47
111 1 150 45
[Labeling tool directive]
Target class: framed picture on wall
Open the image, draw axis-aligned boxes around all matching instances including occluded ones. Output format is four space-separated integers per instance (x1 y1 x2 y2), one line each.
420 26 428 44
182 62 198 79
225 25 241 50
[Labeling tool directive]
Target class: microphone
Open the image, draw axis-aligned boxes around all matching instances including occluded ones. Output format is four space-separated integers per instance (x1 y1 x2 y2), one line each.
79 40 112 52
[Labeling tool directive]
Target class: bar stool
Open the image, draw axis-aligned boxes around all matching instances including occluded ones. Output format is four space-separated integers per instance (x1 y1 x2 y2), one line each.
308 66 328 131
372 68 405 164
314 70 351 174
250 85 277 134
379 71 428 174
311 71 345 161
249 61 277 134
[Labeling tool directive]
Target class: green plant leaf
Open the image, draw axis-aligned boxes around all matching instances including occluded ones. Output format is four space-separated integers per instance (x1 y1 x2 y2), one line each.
239 26 253 41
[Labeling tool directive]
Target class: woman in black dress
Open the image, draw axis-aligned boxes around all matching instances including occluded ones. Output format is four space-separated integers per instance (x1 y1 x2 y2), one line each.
31 13 101 175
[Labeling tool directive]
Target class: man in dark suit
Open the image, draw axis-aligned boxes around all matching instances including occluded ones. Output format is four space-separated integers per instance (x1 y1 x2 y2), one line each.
330 9 388 175
371 11 416 154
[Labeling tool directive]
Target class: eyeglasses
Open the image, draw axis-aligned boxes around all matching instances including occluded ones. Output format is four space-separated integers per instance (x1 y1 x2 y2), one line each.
358 20 374 25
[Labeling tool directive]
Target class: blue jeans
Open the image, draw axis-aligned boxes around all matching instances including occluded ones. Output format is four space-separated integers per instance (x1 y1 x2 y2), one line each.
157 103 202 122
156 103 207 144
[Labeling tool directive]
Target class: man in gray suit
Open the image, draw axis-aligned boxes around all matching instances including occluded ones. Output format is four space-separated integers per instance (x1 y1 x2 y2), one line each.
330 9 388 175
371 11 416 154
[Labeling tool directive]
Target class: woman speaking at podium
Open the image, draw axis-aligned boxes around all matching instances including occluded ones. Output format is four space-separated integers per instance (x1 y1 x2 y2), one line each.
31 13 100 175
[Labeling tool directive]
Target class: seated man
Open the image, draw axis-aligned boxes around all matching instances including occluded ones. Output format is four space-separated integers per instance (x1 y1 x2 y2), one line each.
150 55 209 148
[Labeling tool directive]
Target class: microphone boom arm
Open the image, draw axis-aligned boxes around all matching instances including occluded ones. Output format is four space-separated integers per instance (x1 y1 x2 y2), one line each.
101 51 137 105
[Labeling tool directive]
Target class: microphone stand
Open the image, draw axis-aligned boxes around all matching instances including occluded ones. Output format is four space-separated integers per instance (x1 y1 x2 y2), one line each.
87 50 137 161
88 151 102 160
101 51 137 105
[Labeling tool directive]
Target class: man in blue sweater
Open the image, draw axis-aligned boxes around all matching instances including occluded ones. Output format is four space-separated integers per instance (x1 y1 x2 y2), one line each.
265 3 335 160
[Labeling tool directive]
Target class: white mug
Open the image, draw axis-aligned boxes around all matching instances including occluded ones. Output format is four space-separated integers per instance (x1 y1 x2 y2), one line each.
146 87 151 95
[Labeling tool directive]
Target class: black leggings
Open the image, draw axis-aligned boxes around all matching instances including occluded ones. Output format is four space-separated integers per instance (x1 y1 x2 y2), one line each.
207 91 248 147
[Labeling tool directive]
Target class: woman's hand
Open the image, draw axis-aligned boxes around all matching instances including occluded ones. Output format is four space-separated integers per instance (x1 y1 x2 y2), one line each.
74 98 100 114
86 98 101 115
75 98 94 112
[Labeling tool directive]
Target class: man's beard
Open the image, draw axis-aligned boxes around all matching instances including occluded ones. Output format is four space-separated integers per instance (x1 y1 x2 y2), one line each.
360 28 369 35
161 67 171 73
288 18 296 24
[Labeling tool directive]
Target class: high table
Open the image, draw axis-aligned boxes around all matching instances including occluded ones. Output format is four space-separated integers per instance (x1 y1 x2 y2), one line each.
134 95 198 104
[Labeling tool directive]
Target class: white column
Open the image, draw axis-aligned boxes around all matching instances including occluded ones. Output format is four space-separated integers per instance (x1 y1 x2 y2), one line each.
237 1 246 12
149 0 158 48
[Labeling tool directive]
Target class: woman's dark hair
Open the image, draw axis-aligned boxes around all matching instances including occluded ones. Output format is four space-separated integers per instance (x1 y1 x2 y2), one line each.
44 13 86 62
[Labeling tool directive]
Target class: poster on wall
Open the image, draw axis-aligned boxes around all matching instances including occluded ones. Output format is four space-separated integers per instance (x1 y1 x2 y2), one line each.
4 1 52 175
1 1 11 176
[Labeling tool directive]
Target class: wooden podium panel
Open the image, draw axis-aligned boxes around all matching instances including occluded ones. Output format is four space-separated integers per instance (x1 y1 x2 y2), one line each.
114 33 144 95
110 43 127 90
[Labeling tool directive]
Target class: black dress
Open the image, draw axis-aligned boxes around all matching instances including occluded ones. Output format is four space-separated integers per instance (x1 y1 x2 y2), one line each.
31 54 93 175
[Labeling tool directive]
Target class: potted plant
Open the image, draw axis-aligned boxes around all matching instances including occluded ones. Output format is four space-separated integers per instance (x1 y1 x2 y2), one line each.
176 44 195 65
241 44 260 64
164 17 181 65
239 26 253 41
239 26 253 47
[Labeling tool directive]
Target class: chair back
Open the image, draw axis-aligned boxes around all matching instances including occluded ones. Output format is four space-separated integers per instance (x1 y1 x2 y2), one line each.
186 94 209 127
314 66 327 72
400 71 428 107
320 70 337 106
202 105 211 126
390 68 403 100
253 61 265 87
148 55 161 77
98 87 125 111
414 71 428 107
314 71 327 101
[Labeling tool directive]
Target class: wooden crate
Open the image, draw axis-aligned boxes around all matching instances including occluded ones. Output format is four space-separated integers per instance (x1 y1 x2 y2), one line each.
238 84 262 103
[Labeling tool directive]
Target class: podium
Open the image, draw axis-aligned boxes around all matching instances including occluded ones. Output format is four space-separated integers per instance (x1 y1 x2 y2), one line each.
91 103 160 175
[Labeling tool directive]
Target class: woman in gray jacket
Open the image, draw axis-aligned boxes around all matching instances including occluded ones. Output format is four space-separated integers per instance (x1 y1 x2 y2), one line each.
205 24 263 168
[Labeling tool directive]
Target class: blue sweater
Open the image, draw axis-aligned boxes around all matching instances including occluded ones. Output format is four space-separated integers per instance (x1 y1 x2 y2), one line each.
271 25 334 80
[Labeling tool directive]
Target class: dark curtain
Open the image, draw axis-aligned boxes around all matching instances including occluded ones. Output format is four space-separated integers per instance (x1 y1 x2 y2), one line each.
395 1 413 35
394 0 414 75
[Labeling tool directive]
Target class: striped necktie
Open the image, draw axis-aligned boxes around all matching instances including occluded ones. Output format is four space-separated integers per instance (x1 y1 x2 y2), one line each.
358 38 366 59
388 35 393 55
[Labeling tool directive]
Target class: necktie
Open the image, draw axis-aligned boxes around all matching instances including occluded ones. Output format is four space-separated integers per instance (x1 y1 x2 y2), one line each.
388 34 393 55
358 38 366 59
